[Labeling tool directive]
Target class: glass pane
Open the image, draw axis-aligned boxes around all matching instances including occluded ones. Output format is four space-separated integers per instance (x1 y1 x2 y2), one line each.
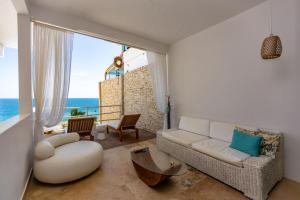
0 47 19 123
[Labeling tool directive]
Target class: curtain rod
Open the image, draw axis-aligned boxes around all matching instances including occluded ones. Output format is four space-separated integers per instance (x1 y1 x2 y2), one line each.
31 19 147 52
32 20 75 32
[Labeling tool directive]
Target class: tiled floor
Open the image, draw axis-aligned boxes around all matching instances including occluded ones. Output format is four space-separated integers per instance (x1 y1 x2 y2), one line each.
24 139 300 200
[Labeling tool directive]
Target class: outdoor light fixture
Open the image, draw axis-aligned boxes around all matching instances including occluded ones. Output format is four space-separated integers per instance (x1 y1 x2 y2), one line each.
0 43 4 58
261 0 282 59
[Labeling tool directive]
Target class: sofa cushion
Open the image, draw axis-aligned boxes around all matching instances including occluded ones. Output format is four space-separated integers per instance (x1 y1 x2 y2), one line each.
191 139 250 167
230 129 263 157
210 121 257 142
191 138 230 153
221 147 251 163
235 127 281 158
179 116 209 136
255 129 281 159
162 129 209 146
209 121 235 142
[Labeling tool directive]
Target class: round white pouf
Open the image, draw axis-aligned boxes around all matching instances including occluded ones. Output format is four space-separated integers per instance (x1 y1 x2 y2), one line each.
34 138 103 184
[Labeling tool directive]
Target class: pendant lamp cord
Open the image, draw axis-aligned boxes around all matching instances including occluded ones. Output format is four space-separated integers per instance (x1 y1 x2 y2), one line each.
270 0 273 35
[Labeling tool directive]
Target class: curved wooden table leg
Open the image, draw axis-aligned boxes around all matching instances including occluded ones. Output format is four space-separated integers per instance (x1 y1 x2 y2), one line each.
131 148 182 187
132 162 171 186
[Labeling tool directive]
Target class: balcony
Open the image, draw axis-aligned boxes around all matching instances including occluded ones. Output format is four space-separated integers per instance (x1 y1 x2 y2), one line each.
63 104 122 123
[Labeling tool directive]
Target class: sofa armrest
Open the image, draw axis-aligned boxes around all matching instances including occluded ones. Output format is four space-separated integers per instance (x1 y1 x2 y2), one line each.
244 132 283 170
242 151 283 200
243 155 272 169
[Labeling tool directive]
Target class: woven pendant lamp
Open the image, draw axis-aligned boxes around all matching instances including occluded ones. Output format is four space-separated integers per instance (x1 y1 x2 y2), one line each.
261 34 282 59
261 0 282 59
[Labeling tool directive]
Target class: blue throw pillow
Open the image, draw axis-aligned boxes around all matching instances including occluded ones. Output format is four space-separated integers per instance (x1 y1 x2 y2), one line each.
230 129 263 157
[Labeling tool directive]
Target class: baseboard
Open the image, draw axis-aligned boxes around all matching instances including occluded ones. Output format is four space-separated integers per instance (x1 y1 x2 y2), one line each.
19 168 32 200
285 177 300 184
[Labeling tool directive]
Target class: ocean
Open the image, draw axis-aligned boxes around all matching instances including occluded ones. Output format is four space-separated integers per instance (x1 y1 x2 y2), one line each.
0 98 99 123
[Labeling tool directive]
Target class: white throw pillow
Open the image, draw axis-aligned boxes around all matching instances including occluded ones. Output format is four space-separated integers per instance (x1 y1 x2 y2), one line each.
179 116 210 136
35 141 55 160
209 121 235 142
210 121 257 142
46 132 80 148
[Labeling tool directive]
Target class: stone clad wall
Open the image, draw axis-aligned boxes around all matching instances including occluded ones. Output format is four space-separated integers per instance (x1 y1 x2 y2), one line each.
99 66 163 133
124 66 163 133
99 77 122 122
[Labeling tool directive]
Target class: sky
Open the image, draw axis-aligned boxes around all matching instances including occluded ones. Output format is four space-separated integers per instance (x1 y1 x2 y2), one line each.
0 33 122 98
69 34 122 98
0 47 19 98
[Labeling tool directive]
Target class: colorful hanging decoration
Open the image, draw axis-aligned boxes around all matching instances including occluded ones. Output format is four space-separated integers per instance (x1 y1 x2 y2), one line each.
114 56 124 68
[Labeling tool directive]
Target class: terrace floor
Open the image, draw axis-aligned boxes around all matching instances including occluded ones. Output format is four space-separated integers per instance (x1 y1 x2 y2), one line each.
24 139 300 200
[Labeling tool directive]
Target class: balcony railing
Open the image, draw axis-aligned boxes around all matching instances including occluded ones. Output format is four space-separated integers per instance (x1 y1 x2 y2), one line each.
63 104 122 123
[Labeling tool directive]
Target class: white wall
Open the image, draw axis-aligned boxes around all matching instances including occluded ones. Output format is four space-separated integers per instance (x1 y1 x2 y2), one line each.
168 0 300 182
11 0 30 14
0 13 33 200
0 115 33 200
18 14 32 114
123 48 148 72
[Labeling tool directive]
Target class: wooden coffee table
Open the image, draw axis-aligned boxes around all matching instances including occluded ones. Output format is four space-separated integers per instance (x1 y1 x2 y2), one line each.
130 146 187 186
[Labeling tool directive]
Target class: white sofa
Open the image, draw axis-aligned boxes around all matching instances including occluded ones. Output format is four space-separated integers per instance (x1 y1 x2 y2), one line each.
156 116 283 200
34 132 103 184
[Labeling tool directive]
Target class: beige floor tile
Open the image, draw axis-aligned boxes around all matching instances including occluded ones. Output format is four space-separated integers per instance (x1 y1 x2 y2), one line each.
24 139 300 200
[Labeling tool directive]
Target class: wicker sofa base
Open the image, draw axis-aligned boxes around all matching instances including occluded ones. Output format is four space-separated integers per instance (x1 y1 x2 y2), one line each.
156 133 283 200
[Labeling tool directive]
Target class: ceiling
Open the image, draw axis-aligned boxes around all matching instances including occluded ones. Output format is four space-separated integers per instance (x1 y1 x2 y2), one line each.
0 0 18 48
30 0 266 45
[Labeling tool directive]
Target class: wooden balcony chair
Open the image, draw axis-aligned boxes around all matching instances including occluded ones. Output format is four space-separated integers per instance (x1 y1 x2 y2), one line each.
67 117 96 141
107 114 141 141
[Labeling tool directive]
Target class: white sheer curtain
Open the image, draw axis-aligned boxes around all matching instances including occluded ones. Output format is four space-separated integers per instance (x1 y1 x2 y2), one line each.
147 51 168 129
32 23 74 142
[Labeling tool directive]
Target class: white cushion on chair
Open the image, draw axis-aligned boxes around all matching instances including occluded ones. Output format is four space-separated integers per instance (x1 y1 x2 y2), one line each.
179 116 210 136
107 120 121 129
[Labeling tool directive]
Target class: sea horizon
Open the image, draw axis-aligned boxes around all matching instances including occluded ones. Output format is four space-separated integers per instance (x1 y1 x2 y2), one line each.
0 98 100 123
0 97 99 99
